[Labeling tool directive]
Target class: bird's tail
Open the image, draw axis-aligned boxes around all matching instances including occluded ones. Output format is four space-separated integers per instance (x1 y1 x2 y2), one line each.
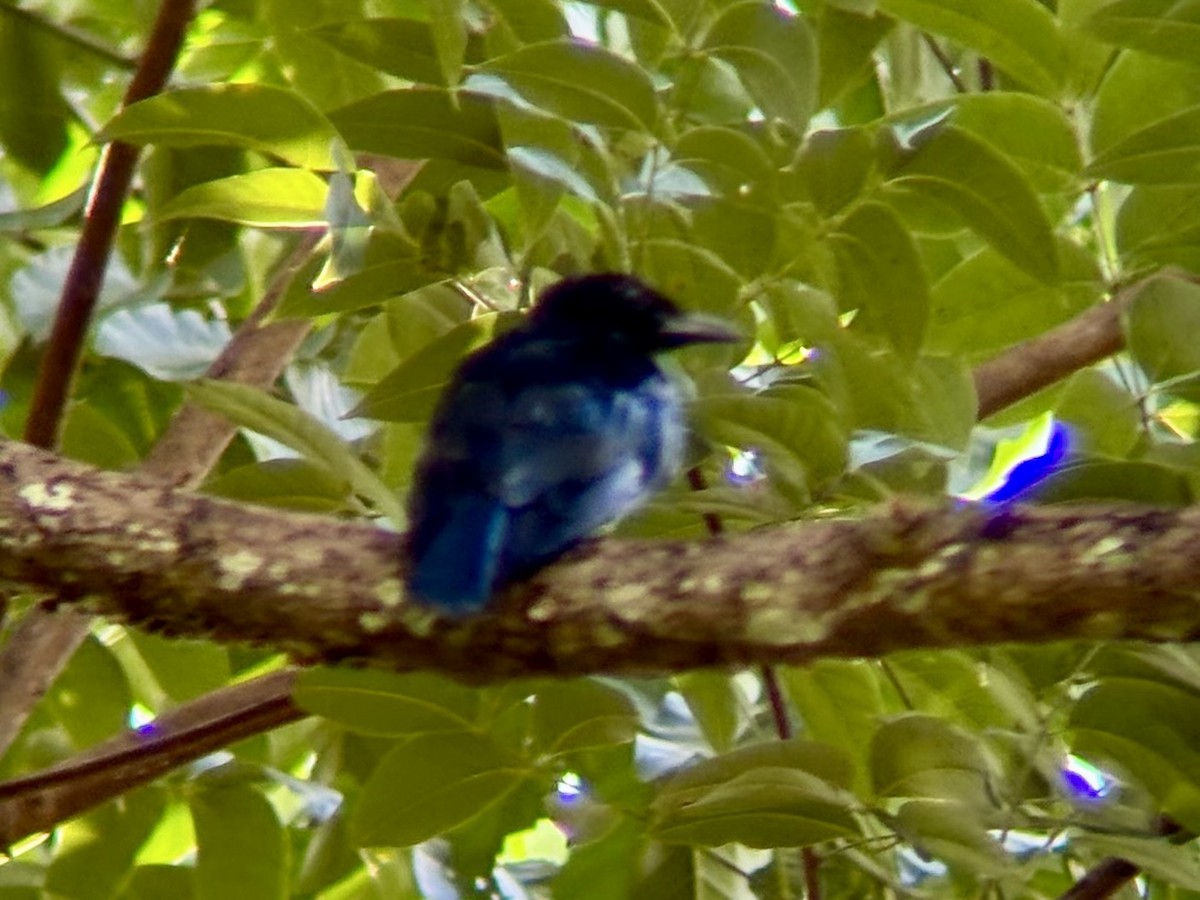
406 496 507 615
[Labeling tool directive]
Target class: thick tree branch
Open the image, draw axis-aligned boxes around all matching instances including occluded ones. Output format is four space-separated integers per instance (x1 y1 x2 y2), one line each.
2 438 1199 678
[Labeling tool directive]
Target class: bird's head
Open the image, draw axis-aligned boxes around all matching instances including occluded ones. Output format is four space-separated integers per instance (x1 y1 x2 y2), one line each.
528 274 741 352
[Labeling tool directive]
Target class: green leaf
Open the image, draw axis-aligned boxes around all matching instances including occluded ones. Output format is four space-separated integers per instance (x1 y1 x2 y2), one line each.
126 865 197 900
702 2 818 133
127 631 232 704
0 185 87 233
1123 272 1200 389
870 714 997 806
1071 677 1200 829
588 0 673 26
0 17 70 173
475 39 658 131
1030 458 1193 504
1117 185 1200 270
429 0 468 86
674 671 743 753
793 126 876 216
308 18 446 83
908 356 977 451
636 239 744 317
351 731 530 846
532 680 638 756
46 636 129 748
329 89 506 168
191 786 289 900
1074 834 1200 889
496 103 605 239
205 459 353 513
875 0 1066 95
97 84 339 169
1088 103 1200 184
1054 369 1142 458
950 92 1084 191
1084 0 1200 70
652 767 860 848
817 7 895 108
295 668 480 736
1090 644 1200 695
785 661 894 778
186 380 403 524
349 312 521 422
888 651 1040 731
672 125 777 205
45 789 167 899
1090 49 1200 157
658 738 856 795
156 169 328 226
894 799 1010 876
343 286 468 383
552 817 644 900
830 201 929 359
279 260 444 319
928 240 1101 363
261 2 386 111
883 124 1059 282
651 741 859 848
696 385 849 502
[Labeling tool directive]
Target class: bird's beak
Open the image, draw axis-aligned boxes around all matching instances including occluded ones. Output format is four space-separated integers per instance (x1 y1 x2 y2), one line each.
658 312 742 348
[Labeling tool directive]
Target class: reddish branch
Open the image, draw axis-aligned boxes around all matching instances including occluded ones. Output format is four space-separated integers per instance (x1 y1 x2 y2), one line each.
23 0 196 449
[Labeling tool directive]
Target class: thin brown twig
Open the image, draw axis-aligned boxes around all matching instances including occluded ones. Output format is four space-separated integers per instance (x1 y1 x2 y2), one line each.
0 2 136 69
921 34 967 94
0 671 300 844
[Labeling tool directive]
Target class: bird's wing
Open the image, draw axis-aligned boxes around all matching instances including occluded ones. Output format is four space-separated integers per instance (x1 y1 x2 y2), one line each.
404 461 508 614
441 375 683 507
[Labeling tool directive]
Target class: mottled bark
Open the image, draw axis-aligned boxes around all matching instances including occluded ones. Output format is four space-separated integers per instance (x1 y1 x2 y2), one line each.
1 439 1198 679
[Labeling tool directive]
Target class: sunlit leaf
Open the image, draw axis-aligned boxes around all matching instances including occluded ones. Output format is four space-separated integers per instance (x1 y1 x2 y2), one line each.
876 0 1066 95
296 668 481 735
351 731 530 846
702 2 818 133
186 380 403 524
474 39 658 131
98 84 339 169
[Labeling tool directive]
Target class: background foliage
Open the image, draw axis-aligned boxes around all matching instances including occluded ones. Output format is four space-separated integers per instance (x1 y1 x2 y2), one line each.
3 0 1200 896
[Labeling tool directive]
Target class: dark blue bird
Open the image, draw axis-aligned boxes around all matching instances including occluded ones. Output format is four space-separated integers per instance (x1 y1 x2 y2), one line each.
404 273 740 614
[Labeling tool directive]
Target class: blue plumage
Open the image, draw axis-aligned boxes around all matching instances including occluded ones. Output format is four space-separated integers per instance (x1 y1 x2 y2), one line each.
404 273 739 614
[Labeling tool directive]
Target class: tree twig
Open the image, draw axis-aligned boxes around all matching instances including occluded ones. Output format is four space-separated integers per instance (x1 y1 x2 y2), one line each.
974 288 1129 419
0 670 300 845
0 2 136 69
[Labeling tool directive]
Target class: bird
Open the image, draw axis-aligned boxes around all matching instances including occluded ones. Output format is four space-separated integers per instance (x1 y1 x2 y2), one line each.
404 273 740 614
